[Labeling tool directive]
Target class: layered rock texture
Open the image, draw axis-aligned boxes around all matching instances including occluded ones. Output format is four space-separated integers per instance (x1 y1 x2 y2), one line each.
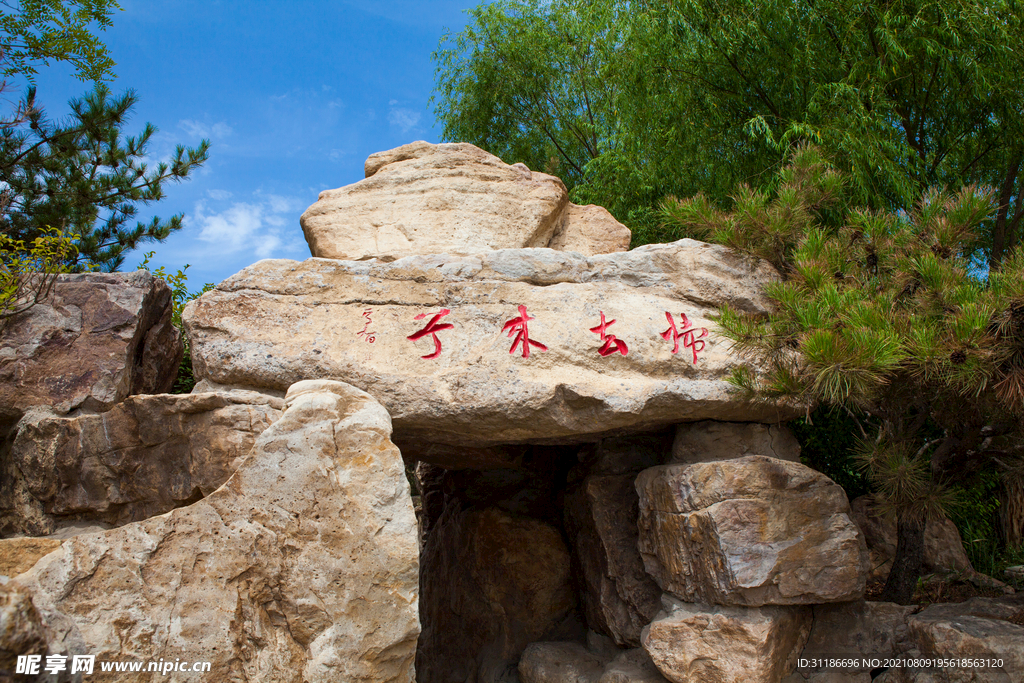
183 241 800 450
12 380 419 682
300 141 631 262
636 456 868 607
641 596 811 683
0 390 284 536
0 271 181 430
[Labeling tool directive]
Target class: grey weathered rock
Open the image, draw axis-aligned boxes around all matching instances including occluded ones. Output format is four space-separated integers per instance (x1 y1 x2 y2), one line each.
13 379 420 683
565 473 661 647
518 642 669 683
0 390 284 536
0 271 182 430
850 496 973 581
796 601 916 675
636 456 868 606
641 595 811 683
519 642 607 683
417 506 576 683
183 242 801 450
670 420 800 465
302 141 629 263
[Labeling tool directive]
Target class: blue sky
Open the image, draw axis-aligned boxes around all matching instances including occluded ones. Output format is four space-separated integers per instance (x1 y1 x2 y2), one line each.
18 0 474 286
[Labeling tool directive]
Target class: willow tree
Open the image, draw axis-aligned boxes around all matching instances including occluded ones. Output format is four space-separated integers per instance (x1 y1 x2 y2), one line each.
434 0 1024 262
664 146 1024 603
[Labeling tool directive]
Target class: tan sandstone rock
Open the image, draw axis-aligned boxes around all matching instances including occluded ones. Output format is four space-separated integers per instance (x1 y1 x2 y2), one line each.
548 204 632 256
636 456 868 606
183 241 801 450
0 537 62 578
670 420 800 465
13 379 420 683
302 141 629 262
0 583 51 678
0 271 182 430
417 506 576 683
0 390 284 537
641 595 811 683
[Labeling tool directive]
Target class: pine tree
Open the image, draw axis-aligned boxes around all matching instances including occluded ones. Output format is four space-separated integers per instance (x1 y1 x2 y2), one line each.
0 84 209 271
664 146 1024 603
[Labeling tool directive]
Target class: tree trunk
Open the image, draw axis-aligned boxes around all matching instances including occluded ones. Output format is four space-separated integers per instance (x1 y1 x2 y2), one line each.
991 153 1022 271
880 514 926 605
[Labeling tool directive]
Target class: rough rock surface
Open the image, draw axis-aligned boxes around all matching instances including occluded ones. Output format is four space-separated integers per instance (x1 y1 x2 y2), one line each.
13 379 420 683
565 473 661 646
0 537 62 578
0 583 50 675
0 390 284 536
670 420 800 465
417 506 577 683
636 456 868 606
0 271 182 430
301 141 629 262
641 595 811 683
850 496 973 581
548 204 632 257
183 242 801 449
796 601 916 675
518 642 669 683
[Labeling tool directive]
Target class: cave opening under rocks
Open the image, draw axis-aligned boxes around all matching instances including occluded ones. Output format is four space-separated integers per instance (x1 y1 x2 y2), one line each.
404 429 674 683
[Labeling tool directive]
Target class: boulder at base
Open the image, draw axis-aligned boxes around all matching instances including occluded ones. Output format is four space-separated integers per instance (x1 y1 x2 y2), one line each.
0 390 284 537
14 380 419 683
183 241 801 449
641 595 811 683
300 141 630 262
636 456 868 606
0 271 182 429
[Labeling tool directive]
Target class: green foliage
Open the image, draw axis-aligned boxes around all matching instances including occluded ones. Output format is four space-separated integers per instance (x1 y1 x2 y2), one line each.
136 251 212 394
665 146 1024 599
0 0 120 83
434 0 1024 265
790 408 870 499
0 223 78 328
0 85 209 271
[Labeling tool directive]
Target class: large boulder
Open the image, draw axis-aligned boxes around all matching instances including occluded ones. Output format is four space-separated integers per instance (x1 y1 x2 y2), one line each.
417 506 577 683
0 390 284 537
850 495 973 581
670 420 800 465
0 271 182 430
13 379 420 683
183 242 801 450
641 595 811 683
636 456 868 606
300 141 630 262
873 596 1024 683
565 473 661 647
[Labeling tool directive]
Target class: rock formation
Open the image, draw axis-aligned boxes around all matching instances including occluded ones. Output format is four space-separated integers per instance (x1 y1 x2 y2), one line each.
300 141 630 262
182 241 801 453
1 390 283 536
13 380 419 682
0 271 182 431
636 456 868 607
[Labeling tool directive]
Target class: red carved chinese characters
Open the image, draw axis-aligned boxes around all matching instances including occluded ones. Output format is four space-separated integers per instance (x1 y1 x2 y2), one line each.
502 305 548 358
356 309 376 343
589 311 628 357
661 312 709 364
407 309 454 360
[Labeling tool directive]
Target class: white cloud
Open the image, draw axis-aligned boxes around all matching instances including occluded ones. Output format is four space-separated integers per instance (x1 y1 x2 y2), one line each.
179 119 233 139
388 107 420 133
191 192 308 260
